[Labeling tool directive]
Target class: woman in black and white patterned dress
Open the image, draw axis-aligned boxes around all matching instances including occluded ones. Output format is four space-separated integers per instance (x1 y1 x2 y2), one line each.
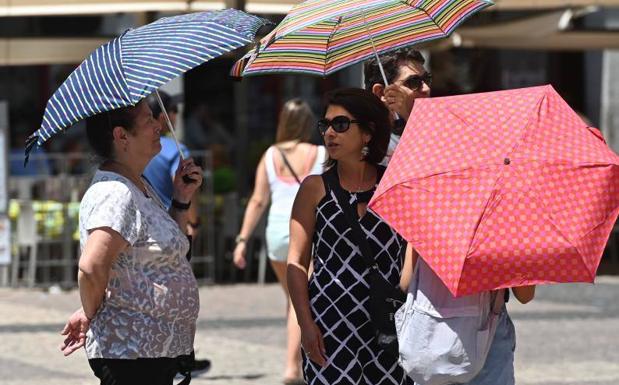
287 88 409 385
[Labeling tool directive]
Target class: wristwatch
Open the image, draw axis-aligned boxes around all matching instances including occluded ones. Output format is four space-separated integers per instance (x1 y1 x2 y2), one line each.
235 235 247 245
171 198 191 211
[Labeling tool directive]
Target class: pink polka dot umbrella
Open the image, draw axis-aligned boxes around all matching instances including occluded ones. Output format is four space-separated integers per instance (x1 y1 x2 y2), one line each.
369 85 619 296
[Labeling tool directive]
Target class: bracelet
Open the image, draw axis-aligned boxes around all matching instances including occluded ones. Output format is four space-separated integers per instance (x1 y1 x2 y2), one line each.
171 198 191 211
235 235 247 245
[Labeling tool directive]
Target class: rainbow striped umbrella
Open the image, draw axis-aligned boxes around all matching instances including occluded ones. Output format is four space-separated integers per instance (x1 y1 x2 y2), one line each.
232 0 493 78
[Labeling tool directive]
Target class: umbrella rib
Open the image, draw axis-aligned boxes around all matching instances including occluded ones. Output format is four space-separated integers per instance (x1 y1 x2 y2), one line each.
324 17 343 75
417 5 447 37
505 90 548 158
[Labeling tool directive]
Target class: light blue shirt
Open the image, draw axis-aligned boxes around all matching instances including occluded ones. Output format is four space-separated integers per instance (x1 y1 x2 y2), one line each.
143 136 189 209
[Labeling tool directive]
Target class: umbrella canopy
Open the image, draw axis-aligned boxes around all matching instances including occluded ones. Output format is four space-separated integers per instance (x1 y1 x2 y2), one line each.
233 0 492 77
368 85 619 297
26 9 269 159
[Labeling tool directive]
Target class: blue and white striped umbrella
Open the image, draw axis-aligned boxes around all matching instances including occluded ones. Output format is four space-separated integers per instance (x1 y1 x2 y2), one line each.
26 9 269 159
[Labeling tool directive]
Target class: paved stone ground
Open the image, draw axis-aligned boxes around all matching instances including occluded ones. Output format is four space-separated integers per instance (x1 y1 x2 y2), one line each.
1 277 618 385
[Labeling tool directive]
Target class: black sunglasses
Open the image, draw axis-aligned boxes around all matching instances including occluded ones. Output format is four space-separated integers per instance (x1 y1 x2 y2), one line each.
401 72 433 91
317 115 361 134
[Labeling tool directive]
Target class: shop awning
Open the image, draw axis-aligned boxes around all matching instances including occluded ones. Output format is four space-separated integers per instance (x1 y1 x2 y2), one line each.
0 38 107 65
2 0 619 16
0 0 295 15
190 0 295 13
492 0 619 10
457 30 619 50
455 7 619 50
0 0 188 16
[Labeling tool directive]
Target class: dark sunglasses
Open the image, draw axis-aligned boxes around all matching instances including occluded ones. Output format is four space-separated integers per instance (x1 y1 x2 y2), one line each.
317 115 361 134
401 72 433 91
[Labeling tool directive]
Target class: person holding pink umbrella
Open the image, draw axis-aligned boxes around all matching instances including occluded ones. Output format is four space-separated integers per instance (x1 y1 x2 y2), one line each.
363 48 431 166
370 85 619 384
366 50 537 385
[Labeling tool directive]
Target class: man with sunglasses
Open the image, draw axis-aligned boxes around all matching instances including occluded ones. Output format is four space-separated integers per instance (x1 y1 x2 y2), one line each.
364 48 432 164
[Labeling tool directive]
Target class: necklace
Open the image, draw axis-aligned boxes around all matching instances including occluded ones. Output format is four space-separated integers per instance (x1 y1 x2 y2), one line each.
347 163 367 204
104 160 147 195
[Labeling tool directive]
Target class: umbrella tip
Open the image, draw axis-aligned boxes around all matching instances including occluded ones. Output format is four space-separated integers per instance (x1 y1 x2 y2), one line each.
24 134 39 167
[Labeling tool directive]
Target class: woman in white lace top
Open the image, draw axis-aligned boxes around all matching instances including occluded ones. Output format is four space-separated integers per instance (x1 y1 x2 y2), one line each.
59 99 203 385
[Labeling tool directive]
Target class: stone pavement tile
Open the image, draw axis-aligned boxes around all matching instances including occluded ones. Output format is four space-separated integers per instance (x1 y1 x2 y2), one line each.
511 279 619 385
191 335 286 385
516 360 619 385
1 330 93 385
2 279 618 385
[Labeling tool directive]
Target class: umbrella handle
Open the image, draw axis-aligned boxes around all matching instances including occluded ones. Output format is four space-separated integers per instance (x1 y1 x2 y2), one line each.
361 12 401 122
154 90 196 184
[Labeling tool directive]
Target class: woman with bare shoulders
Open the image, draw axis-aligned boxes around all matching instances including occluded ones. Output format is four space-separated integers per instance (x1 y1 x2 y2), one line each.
233 99 325 384
287 88 409 385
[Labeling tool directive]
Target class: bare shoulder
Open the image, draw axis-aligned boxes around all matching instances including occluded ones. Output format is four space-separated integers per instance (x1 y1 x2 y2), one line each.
297 174 326 207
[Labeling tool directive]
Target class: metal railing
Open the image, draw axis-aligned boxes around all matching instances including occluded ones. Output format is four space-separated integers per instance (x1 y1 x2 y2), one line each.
6 150 223 287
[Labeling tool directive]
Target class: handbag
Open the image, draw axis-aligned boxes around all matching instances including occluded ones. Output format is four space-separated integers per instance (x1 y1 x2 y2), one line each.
323 167 406 357
395 260 505 385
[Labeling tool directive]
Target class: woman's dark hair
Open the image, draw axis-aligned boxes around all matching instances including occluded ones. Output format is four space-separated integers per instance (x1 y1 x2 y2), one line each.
322 88 392 168
85 102 141 160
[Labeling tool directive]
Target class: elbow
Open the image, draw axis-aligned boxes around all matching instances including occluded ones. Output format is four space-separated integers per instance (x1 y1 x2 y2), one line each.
512 286 536 304
252 198 268 210
516 295 534 304
78 260 94 277
78 259 107 282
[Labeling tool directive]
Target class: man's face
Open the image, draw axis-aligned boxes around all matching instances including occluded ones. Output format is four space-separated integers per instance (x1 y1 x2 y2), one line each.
392 60 431 100
157 105 178 133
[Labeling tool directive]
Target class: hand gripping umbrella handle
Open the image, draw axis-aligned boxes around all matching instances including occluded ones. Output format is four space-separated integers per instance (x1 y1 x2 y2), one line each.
154 90 196 184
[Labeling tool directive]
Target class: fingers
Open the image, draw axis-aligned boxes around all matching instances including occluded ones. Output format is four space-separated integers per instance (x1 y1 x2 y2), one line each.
61 338 85 356
317 329 327 359
177 158 203 185
60 321 71 335
307 342 327 367
303 327 327 367
60 335 85 356
233 254 246 269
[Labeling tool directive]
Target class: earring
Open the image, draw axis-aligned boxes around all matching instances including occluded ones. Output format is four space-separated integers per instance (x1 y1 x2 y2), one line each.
124 143 128 153
361 144 369 158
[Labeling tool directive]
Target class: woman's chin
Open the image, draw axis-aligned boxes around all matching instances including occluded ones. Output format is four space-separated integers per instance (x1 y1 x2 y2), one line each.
326 148 340 159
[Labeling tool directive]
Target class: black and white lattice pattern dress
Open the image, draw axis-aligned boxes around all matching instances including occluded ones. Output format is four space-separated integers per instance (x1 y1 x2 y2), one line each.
303 168 409 385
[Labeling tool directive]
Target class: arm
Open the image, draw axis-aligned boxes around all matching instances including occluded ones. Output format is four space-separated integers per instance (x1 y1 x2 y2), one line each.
78 228 128 320
186 201 200 237
169 158 203 233
399 243 418 292
512 285 536 304
61 227 128 356
233 154 271 269
287 175 327 366
170 151 201 237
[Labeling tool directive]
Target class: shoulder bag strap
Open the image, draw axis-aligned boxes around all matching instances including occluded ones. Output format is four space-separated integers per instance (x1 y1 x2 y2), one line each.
323 168 377 269
277 147 302 184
